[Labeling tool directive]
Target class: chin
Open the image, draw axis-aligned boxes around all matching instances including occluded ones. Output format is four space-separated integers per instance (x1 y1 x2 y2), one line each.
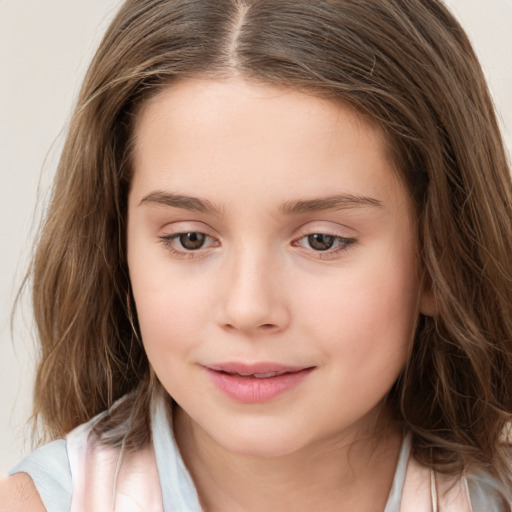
205 416 318 459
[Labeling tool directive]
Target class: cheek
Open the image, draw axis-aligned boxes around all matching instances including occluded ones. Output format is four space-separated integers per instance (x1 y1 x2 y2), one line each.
296 250 419 366
130 278 208 392
132 282 206 345
127 238 212 360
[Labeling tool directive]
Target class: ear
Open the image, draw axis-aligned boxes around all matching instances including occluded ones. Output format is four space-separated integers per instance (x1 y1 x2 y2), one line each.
419 274 437 316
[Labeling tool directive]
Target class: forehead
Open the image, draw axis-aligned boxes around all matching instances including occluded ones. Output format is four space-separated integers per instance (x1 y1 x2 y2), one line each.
130 77 407 213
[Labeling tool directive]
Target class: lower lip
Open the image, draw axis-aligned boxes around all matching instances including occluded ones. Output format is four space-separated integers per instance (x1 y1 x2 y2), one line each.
206 368 314 404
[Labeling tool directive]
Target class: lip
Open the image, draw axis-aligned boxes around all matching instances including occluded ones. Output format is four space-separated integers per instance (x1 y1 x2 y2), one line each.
204 362 315 404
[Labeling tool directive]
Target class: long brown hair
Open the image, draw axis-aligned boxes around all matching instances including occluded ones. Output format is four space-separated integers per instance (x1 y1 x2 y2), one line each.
29 0 512 497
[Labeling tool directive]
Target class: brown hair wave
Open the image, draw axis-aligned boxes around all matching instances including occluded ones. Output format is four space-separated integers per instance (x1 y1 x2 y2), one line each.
28 0 512 498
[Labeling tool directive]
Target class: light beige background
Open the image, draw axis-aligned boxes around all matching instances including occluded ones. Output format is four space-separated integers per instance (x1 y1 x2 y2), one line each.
1 0 511 474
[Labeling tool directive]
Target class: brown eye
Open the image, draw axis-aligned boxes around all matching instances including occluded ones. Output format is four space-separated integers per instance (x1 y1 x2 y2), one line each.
307 233 335 251
179 232 206 250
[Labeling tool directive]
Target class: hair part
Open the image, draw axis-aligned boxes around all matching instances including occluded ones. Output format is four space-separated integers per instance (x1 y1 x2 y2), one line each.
28 0 512 498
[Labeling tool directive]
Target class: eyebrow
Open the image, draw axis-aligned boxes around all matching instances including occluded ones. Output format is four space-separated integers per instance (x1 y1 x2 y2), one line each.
139 190 383 215
280 194 383 214
139 191 223 214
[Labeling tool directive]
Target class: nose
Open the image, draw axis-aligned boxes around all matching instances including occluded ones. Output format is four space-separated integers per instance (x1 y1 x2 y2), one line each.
216 247 290 335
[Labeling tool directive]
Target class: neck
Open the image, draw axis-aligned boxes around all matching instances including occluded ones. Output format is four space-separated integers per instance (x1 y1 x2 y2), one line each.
174 406 403 512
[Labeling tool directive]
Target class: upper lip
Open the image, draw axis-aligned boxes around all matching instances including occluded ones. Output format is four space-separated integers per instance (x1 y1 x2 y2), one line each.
205 362 313 377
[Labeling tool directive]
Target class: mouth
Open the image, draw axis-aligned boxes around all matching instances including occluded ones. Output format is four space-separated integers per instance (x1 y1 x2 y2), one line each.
232 371 293 378
204 362 315 403
207 362 313 377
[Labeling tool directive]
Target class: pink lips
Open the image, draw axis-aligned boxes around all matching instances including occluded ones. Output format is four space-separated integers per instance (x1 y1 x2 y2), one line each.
205 362 314 404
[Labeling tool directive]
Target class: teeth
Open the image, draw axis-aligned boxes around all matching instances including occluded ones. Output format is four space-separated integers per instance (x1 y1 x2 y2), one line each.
235 371 285 378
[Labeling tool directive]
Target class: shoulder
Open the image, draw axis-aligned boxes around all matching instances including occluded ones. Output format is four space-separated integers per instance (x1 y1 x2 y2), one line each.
0 474 46 511
8 438 71 511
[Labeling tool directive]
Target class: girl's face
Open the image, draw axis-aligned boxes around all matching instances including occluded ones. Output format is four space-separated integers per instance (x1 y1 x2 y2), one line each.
127 77 432 458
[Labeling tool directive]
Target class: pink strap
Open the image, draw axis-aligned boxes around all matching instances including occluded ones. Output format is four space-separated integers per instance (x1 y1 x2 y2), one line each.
67 424 163 512
401 455 473 512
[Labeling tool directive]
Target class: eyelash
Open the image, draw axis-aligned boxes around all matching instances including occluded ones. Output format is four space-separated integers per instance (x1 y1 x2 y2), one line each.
158 232 357 259
159 232 218 259
292 233 357 258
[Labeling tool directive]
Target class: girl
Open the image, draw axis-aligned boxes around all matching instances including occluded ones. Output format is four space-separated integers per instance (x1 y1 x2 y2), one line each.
2 0 512 510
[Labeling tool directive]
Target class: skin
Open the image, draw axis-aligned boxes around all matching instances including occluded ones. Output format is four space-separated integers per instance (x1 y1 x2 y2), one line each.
0 77 434 510
0 474 45 511
127 77 433 511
